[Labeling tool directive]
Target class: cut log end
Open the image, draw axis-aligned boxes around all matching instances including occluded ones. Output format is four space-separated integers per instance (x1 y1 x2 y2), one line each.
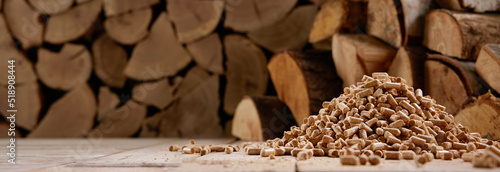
475 44 500 92
455 91 500 140
92 34 128 88
423 10 463 58
104 8 152 45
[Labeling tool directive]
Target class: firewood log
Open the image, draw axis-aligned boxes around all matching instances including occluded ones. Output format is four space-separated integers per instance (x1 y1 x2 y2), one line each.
4 0 43 49
435 0 500 12
173 66 209 100
132 77 182 110
367 0 405 48
455 91 500 140
425 54 474 114
223 35 268 115
36 44 92 90
28 0 74 15
102 0 159 17
423 9 500 60
92 34 128 88
475 44 500 92
268 50 343 125
388 46 426 90
167 0 223 43
0 15 37 85
400 0 434 41
124 12 192 81
44 0 102 44
332 34 396 88
104 8 152 45
139 113 162 137
248 5 317 53
232 96 297 141
158 75 223 137
88 100 147 138
224 0 297 32
97 86 120 121
186 33 224 74
28 84 96 137
0 82 41 131
308 0 346 45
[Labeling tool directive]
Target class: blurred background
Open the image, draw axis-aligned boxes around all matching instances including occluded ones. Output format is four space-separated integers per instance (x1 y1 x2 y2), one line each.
0 0 499 140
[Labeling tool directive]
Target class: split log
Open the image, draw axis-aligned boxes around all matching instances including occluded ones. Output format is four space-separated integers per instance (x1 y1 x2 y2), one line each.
167 0 223 43
423 9 500 60
124 12 192 81
248 5 317 53
387 46 426 90
44 0 102 44
28 0 74 15
458 60 488 96
36 43 92 90
400 0 434 39
4 0 44 49
173 66 210 100
425 54 473 115
139 113 162 137
104 8 152 45
97 86 120 121
0 14 37 85
308 0 346 44
224 0 297 32
455 91 500 140
132 77 182 110
475 44 500 92
102 0 159 17
0 82 41 131
28 84 96 137
158 75 223 137
332 34 396 88
232 96 297 141
92 34 128 88
223 35 268 115
88 100 147 138
268 50 343 125
186 33 224 74
367 0 405 48
435 0 500 12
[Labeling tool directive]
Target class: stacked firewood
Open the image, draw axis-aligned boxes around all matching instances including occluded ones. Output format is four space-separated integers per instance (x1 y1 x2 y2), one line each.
232 0 500 142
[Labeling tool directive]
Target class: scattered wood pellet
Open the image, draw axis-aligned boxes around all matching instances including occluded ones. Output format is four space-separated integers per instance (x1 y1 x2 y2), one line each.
260 148 276 157
189 139 195 145
340 155 360 166
182 147 195 154
225 147 233 154
169 145 179 151
246 148 262 155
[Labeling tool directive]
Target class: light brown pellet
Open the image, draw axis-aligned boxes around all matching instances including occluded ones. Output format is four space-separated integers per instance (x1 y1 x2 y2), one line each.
442 151 453 160
260 148 276 157
401 150 416 160
210 145 225 152
369 155 381 165
313 148 325 156
292 148 303 157
200 148 210 156
225 147 233 154
400 101 415 114
356 89 373 98
246 148 262 155
410 136 426 147
359 154 368 165
462 152 474 162
182 147 195 154
169 145 180 151
297 150 313 160
453 142 467 150
344 126 359 138
443 142 453 150
385 151 402 160
284 147 293 155
387 135 402 144
340 155 360 165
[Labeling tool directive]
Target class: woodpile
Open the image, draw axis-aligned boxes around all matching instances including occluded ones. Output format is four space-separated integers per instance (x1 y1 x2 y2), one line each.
0 0 499 142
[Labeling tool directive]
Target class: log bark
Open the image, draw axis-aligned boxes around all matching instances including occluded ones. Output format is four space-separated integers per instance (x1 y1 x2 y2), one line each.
132 77 182 110
167 0 223 43
332 34 396 88
102 0 159 17
435 0 500 12
88 100 147 138
92 34 128 88
4 0 44 49
367 0 405 48
248 5 317 53
475 44 500 92
124 12 192 81
308 0 346 44
425 54 473 115
0 14 37 85
232 96 297 141
36 43 92 90
44 0 102 44
224 0 297 32
158 75 223 137
186 33 223 74
223 35 268 115
28 84 96 137
268 50 343 125
423 9 500 60
97 86 120 121
0 82 41 131
387 46 426 90
455 91 500 140
104 8 152 45
400 0 434 39
28 0 74 15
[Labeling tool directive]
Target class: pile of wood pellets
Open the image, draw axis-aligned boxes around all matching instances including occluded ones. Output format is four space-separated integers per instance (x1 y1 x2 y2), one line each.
170 73 500 168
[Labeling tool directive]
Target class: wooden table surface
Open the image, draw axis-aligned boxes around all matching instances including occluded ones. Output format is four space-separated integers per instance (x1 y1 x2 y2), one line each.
0 139 497 172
